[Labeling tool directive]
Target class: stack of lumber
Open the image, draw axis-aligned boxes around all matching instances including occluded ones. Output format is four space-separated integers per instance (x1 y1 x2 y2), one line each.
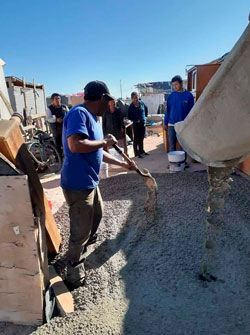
0 114 71 325
0 175 44 324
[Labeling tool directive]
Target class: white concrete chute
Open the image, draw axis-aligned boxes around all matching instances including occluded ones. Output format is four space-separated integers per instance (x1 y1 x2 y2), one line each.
175 23 250 167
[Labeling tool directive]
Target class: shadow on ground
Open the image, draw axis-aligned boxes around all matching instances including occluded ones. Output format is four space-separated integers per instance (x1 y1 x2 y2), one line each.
86 172 250 335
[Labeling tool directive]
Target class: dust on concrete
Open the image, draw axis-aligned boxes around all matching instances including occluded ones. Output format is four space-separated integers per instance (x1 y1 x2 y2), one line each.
1 172 250 335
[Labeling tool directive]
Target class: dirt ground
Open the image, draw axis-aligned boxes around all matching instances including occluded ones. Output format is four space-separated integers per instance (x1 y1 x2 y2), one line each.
1 137 249 335
7 171 248 335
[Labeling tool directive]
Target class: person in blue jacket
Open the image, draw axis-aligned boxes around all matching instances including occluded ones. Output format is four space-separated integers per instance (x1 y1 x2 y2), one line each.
128 92 149 158
164 75 194 152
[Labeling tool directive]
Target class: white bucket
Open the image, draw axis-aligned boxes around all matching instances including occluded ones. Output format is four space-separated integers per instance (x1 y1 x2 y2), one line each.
168 151 185 172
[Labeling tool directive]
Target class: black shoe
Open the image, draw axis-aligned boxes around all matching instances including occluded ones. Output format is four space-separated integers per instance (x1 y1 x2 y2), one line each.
142 152 150 156
137 154 144 158
64 278 86 291
64 261 86 291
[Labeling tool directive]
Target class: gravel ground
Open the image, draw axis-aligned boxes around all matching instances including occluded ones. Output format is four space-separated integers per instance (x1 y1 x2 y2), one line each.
1 172 250 335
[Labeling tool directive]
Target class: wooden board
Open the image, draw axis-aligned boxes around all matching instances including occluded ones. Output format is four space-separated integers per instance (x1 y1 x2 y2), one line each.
0 176 43 325
49 266 74 316
239 156 250 176
0 117 61 254
44 196 61 254
0 118 24 162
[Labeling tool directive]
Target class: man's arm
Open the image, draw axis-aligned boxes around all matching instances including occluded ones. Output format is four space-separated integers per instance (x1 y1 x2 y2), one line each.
164 97 171 129
118 109 125 131
188 93 195 113
102 112 107 135
144 104 149 117
67 134 107 153
128 105 133 121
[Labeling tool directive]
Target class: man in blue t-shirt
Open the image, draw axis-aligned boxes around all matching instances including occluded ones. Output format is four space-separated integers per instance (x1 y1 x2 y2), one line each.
164 75 194 152
61 81 135 289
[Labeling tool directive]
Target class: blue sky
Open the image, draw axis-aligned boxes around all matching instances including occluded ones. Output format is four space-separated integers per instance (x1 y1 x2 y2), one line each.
0 1 249 98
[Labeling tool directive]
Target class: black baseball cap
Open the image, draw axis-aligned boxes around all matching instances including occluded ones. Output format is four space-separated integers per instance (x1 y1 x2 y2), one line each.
84 81 115 101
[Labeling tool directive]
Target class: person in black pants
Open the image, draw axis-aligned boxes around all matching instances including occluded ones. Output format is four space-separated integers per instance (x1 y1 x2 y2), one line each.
46 93 68 159
128 92 149 158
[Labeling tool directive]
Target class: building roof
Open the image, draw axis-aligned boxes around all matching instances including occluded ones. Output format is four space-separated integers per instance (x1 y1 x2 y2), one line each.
5 76 44 89
135 81 172 92
186 52 229 73
209 52 229 64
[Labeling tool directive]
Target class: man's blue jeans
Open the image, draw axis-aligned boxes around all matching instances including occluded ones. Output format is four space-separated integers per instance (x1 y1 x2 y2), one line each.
168 126 179 152
168 125 187 162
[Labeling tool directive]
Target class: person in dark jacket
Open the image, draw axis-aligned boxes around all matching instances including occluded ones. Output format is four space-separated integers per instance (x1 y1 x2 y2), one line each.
164 75 194 152
128 92 149 158
102 100 124 141
46 93 68 158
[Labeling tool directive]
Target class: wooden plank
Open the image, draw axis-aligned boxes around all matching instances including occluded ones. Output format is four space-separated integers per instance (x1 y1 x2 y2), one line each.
239 156 250 176
44 196 61 254
0 118 24 161
23 125 35 131
0 116 61 255
31 113 46 120
49 266 74 316
0 176 43 325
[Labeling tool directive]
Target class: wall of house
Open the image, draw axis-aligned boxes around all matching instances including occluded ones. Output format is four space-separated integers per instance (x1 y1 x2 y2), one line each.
187 64 221 100
0 60 11 120
71 94 84 106
196 64 220 99
7 86 46 117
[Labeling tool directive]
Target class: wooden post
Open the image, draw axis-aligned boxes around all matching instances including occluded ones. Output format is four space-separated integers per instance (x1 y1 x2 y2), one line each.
33 78 38 115
22 77 28 126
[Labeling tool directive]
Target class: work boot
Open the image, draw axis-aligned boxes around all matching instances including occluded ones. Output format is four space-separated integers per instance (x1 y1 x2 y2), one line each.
64 261 86 291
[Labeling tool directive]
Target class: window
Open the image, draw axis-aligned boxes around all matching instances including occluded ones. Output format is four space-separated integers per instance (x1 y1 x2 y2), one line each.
192 70 197 91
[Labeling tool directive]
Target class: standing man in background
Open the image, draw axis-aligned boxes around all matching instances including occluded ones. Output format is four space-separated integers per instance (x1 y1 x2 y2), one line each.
128 92 149 158
164 75 194 152
102 100 124 145
46 93 68 158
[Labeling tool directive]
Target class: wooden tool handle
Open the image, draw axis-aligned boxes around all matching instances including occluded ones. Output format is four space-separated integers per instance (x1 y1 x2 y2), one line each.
112 144 150 178
112 143 133 164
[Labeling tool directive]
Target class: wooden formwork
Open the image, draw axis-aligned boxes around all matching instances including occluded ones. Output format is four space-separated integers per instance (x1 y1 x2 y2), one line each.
0 175 44 325
0 114 64 325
